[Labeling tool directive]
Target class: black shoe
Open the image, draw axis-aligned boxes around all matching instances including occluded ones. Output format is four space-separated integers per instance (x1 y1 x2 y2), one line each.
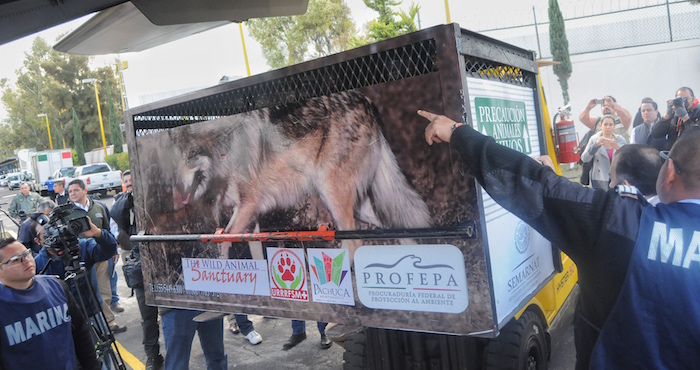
229 321 240 334
110 324 127 334
282 332 307 350
146 354 164 370
320 334 332 349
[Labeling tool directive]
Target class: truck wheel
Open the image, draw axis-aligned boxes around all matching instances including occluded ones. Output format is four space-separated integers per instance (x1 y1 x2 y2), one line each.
485 311 547 370
342 329 366 370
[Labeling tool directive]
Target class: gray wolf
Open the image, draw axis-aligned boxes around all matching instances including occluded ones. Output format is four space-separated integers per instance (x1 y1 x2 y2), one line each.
169 90 431 260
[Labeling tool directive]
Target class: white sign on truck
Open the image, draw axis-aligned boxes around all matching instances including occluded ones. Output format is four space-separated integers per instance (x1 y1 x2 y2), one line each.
467 78 556 325
30 149 73 195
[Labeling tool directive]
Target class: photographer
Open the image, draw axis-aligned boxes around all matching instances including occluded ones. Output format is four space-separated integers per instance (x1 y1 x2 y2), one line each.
33 215 117 315
0 237 101 370
579 95 633 142
650 86 700 150
110 170 164 370
68 179 126 334
17 200 56 254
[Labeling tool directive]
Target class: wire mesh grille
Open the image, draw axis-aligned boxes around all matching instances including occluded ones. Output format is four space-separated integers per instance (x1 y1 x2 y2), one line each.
464 56 534 87
133 39 438 135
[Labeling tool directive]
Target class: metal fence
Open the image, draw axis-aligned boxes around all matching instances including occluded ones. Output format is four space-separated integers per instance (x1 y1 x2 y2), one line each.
471 0 700 59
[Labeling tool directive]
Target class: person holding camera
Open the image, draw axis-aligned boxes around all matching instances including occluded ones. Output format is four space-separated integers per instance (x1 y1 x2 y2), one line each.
650 86 700 150
579 95 633 142
18 200 56 254
0 237 101 370
110 170 164 370
33 213 117 307
68 178 126 334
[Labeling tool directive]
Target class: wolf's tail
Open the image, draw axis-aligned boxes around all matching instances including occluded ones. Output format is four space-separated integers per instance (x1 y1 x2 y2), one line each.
368 136 432 229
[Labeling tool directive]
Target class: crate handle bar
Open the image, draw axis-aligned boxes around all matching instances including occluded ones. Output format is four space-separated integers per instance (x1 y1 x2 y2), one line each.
130 223 477 243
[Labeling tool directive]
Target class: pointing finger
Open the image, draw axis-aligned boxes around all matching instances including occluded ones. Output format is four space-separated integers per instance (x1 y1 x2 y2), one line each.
417 110 437 121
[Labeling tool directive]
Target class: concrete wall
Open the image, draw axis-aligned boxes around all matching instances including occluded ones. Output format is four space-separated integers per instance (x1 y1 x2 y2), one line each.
538 38 700 138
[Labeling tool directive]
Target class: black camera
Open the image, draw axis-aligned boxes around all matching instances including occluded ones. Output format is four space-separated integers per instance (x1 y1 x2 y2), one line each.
673 97 687 108
43 203 91 270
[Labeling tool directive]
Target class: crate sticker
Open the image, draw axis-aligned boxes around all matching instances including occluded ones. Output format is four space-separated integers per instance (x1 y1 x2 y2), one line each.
182 258 270 296
355 245 468 313
474 97 532 154
308 249 355 306
267 248 309 302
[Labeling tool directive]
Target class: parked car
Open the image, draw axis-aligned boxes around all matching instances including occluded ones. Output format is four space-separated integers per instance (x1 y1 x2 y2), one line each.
72 163 122 195
6 172 26 190
0 174 8 187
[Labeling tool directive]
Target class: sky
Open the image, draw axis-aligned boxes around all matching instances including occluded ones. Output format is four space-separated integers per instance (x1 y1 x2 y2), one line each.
0 0 552 121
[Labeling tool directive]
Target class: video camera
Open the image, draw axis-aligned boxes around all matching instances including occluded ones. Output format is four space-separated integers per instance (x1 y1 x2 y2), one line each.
39 203 91 272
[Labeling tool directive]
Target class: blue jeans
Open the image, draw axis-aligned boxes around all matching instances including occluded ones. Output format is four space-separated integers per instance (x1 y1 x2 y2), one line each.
108 257 119 306
162 309 227 370
291 320 328 335
234 314 254 336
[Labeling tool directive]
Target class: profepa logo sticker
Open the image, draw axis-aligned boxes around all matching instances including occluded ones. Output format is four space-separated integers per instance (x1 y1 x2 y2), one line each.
354 245 468 313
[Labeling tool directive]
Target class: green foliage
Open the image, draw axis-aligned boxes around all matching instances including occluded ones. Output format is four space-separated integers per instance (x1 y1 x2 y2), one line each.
105 152 130 171
105 80 123 153
549 0 572 104
0 37 122 156
247 0 356 68
71 149 80 166
72 108 86 165
352 0 420 47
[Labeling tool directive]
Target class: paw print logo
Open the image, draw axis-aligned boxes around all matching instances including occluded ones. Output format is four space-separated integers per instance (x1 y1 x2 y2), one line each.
278 253 297 281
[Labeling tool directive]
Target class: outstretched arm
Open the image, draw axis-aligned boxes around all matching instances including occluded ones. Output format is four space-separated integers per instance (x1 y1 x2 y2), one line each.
418 110 633 261
579 99 599 130
611 101 633 129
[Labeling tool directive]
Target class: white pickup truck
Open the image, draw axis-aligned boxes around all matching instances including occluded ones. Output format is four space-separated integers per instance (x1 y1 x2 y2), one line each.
73 163 122 195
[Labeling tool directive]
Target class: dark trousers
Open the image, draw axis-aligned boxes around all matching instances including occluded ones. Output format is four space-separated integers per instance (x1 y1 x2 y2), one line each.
135 287 161 358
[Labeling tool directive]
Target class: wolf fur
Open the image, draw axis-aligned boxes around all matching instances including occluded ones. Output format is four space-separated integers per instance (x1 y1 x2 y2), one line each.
169 90 431 260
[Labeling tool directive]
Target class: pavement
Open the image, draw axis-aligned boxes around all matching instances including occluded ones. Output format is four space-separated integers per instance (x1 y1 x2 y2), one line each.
0 186 575 370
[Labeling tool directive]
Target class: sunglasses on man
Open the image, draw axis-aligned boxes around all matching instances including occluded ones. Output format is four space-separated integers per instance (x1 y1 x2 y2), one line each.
1 249 32 267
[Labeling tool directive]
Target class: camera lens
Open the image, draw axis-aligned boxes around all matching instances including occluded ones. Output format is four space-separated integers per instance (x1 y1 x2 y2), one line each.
69 220 82 233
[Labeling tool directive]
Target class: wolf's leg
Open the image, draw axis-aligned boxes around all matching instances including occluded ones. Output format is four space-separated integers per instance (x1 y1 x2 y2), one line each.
247 223 264 260
223 203 263 260
317 184 362 262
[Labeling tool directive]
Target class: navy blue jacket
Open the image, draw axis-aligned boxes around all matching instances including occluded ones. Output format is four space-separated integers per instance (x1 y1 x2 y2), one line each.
451 125 648 369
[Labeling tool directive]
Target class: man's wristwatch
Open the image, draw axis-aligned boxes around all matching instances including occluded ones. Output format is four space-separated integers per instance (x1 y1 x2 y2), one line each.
451 123 464 131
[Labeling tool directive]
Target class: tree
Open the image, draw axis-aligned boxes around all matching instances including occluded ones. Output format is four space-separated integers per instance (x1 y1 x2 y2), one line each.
549 0 572 104
353 0 420 46
106 80 123 153
0 36 122 156
247 0 356 68
72 108 86 165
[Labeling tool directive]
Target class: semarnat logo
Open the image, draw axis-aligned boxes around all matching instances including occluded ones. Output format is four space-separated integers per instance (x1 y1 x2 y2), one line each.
354 245 468 313
267 248 308 302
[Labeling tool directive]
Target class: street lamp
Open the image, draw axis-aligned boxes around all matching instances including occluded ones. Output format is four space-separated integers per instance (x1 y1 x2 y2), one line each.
82 78 108 157
37 113 53 150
